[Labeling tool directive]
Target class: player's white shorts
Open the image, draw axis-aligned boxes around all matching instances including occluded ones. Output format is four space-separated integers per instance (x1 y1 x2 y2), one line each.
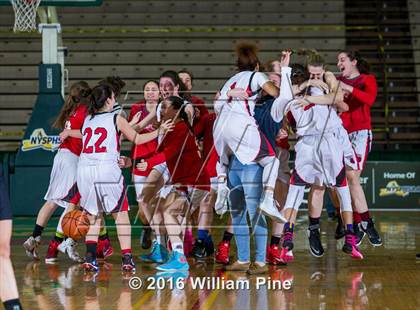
171 186 209 213
44 149 79 208
276 147 291 184
77 162 128 216
153 162 173 199
348 129 372 171
213 114 274 167
133 175 147 202
333 126 358 170
293 133 344 186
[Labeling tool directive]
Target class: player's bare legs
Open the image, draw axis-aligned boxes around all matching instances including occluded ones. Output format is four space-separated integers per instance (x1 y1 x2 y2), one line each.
36 201 59 227
346 169 382 246
157 192 189 271
23 201 59 260
346 169 368 213
0 220 22 309
138 169 170 263
112 211 131 251
192 190 216 258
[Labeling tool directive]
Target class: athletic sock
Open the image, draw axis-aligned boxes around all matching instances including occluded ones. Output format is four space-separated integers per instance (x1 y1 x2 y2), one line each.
54 231 65 243
360 211 370 222
85 241 97 259
172 242 184 255
205 234 213 246
353 212 362 224
309 217 320 227
3 298 22 310
156 235 164 245
222 231 234 242
270 235 281 246
32 224 44 238
284 222 294 233
121 248 132 256
197 229 209 241
346 224 354 234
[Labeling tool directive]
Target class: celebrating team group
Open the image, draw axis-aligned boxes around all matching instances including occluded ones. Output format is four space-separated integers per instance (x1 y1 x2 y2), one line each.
22 43 382 275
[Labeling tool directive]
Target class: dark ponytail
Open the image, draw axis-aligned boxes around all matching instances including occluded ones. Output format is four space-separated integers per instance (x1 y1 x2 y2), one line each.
98 76 126 98
235 42 260 72
89 84 113 118
290 63 309 86
53 81 91 129
167 95 194 133
340 49 370 74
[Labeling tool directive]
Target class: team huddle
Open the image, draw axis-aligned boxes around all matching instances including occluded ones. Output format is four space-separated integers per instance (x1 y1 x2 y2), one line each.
22 43 382 275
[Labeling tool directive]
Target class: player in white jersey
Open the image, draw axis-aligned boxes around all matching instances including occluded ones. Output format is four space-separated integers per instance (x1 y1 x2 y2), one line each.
295 53 356 258
213 43 285 223
272 64 363 262
78 84 173 273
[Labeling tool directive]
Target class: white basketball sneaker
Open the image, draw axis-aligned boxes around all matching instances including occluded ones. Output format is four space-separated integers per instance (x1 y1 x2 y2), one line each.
58 238 84 263
23 236 41 260
258 192 287 223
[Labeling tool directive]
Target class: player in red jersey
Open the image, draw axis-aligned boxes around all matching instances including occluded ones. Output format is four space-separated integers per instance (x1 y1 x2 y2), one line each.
23 81 91 264
128 80 163 249
337 50 382 246
138 71 195 262
154 95 210 272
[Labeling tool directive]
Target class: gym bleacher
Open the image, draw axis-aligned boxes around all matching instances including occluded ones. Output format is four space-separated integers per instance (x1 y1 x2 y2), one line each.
0 0 419 152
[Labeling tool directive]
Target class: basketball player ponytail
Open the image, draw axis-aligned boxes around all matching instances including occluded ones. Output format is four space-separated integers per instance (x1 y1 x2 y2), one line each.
53 81 91 129
340 49 370 74
167 96 194 134
89 84 113 119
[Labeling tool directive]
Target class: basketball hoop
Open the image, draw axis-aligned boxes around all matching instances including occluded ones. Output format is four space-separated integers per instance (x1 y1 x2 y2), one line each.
11 0 41 32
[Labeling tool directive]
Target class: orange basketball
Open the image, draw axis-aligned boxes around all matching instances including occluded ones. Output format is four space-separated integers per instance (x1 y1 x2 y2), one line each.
61 210 90 240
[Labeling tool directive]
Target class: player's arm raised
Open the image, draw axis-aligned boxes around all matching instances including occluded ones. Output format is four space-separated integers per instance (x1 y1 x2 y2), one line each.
116 115 173 145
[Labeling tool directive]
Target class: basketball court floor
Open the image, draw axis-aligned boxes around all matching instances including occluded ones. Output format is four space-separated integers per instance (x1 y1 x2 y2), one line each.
11 211 420 309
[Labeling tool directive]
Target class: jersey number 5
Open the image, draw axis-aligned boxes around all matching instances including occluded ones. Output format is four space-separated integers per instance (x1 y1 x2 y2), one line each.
82 127 108 153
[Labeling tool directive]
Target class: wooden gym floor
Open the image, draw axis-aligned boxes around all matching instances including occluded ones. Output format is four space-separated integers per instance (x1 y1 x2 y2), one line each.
9 211 420 309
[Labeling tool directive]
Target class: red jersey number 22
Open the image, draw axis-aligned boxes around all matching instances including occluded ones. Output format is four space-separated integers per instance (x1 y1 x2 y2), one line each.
82 127 108 153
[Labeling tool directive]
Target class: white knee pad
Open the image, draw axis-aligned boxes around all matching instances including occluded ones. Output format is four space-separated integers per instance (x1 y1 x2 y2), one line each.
336 186 352 212
284 184 305 211
259 156 280 189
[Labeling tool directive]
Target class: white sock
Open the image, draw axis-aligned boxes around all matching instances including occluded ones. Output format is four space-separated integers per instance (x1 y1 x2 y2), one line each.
172 242 184 255
255 261 266 267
